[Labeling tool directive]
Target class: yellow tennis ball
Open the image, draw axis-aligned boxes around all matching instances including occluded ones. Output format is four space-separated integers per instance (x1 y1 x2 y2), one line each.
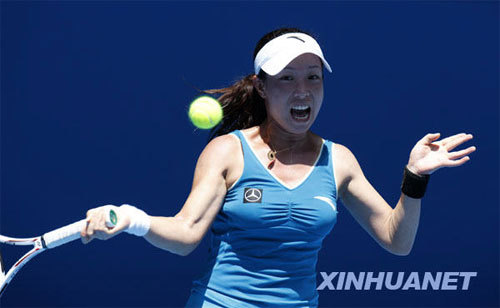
188 96 223 129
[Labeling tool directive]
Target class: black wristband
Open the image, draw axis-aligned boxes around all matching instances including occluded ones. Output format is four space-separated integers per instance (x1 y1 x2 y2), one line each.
401 166 430 199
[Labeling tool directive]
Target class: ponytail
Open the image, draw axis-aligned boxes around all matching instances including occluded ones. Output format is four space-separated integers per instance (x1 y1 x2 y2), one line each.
205 74 267 140
204 27 312 140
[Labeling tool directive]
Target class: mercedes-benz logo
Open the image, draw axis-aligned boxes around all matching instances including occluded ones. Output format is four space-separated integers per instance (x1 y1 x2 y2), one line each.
244 188 262 203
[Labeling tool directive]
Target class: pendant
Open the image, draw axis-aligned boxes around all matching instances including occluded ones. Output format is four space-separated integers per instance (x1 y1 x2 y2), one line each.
267 150 276 169
267 160 275 169
267 150 276 161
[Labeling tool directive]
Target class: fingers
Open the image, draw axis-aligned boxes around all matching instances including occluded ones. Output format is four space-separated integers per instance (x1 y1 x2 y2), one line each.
445 155 471 167
438 133 465 145
81 210 94 244
81 205 120 244
420 133 441 145
448 146 477 160
443 133 474 151
420 132 475 154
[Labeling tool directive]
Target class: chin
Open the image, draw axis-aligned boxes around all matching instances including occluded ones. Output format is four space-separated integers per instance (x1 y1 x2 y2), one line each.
268 110 317 134
284 120 315 135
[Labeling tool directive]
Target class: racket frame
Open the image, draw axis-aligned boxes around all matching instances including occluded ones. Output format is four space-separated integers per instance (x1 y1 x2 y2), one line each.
0 208 116 298
0 235 46 297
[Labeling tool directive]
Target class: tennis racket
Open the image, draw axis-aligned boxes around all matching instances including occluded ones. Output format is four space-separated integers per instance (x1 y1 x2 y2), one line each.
0 208 118 297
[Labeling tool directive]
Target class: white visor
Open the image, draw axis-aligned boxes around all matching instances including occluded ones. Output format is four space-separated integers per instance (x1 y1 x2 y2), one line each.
254 32 332 76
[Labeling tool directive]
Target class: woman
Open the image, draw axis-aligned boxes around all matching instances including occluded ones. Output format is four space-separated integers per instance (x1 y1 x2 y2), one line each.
81 28 476 307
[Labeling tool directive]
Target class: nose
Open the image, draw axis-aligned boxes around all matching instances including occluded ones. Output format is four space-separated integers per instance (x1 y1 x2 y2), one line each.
294 91 310 99
293 80 311 99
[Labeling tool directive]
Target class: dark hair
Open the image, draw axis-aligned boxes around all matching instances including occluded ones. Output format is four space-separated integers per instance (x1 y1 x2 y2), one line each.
206 27 313 139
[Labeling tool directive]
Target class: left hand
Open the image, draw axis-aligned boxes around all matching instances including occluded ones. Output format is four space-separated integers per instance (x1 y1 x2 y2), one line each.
407 133 476 175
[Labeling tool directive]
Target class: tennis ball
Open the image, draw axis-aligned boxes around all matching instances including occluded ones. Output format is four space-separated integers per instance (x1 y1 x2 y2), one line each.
188 96 223 129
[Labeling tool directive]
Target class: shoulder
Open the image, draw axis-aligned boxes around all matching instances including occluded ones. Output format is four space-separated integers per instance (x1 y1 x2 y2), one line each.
332 143 364 195
196 132 242 177
199 133 241 165
197 132 243 189
332 143 358 169
203 133 240 154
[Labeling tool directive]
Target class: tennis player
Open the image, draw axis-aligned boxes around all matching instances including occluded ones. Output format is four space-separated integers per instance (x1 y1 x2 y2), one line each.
81 28 476 307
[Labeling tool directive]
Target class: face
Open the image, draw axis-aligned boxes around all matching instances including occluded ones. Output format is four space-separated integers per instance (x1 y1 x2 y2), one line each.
257 53 324 135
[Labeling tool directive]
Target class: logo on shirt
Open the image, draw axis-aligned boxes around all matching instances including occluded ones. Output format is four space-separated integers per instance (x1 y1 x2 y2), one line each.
244 188 263 203
314 196 337 211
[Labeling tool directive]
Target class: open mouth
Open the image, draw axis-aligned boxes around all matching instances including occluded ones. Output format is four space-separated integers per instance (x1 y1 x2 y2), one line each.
290 105 311 121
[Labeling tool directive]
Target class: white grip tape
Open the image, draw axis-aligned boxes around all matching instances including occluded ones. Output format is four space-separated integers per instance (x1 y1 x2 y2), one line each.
43 219 87 249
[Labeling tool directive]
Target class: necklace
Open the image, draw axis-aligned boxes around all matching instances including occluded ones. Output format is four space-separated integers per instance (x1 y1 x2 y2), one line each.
261 122 297 169
266 142 295 169
267 144 295 162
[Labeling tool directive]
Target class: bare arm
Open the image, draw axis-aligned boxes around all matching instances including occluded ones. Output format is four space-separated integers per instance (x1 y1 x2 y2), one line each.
335 133 475 255
82 134 241 256
144 134 240 256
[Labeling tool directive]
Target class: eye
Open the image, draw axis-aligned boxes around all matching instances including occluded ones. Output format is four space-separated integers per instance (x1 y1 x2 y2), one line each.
279 75 293 81
309 74 321 80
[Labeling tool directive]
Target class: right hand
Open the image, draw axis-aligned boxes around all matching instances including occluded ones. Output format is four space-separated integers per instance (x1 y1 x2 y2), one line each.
81 205 131 244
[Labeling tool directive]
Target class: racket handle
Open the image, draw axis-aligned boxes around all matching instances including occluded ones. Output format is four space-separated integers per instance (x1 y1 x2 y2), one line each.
43 208 118 249
42 219 86 249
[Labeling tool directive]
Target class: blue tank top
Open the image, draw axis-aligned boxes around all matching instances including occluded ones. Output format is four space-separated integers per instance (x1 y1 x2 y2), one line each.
186 130 338 308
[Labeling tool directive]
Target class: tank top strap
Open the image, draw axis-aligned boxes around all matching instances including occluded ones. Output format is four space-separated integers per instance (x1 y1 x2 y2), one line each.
322 139 334 171
229 130 271 188
320 139 338 203
230 130 253 164
319 140 333 175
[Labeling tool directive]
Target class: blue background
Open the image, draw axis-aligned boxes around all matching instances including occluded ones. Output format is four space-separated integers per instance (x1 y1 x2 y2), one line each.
1 1 498 307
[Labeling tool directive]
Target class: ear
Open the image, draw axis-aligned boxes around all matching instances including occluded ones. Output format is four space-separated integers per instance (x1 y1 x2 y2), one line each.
252 75 266 99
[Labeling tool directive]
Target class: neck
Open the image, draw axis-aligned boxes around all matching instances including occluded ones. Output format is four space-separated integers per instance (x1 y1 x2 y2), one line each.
259 119 311 151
